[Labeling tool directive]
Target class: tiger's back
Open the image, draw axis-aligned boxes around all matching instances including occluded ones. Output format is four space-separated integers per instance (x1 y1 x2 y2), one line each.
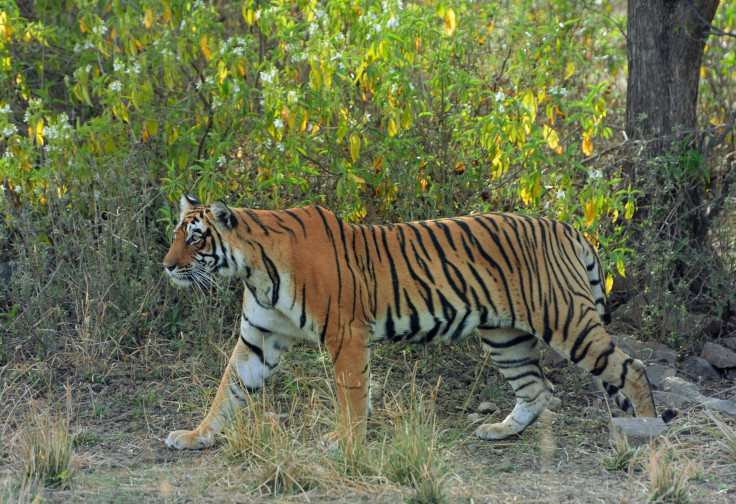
163 198 658 449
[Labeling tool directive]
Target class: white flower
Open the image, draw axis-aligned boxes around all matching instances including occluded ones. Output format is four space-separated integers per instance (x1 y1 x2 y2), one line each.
498 104 505 113
92 22 108 35
114 60 124 73
126 61 141 75
0 184 5 191
589 169 603 180
217 155 227 167
387 16 399 29
287 90 297 102
85 65 92 74
495 90 505 102
273 118 284 128
260 69 276 84
556 189 565 199
109 80 122 92
0 104 11 115
550 87 568 98
15 185 21 193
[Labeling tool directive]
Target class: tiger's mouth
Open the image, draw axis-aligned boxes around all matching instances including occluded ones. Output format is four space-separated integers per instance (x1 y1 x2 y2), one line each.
165 266 214 291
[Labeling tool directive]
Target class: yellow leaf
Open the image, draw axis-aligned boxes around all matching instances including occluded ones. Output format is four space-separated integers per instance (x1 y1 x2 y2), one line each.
35 119 44 146
400 106 412 130
348 173 365 191
616 257 626 278
625 200 635 220
218 61 227 84
80 16 88 34
543 124 559 151
350 134 361 162
521 89 536 123
582 133 593 156
200 36 212 60
585 199 596 226
144 8 153 29
605 274 614 295
444 8 456 36
141 123 149 143
565 61 575 80
388 118 397 137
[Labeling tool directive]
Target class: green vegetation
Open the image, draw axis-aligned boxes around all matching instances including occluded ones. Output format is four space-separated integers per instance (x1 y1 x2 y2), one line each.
0 0 735 502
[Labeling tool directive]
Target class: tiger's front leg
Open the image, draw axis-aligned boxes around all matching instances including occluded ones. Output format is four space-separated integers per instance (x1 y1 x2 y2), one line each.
324 328 371 448
166 320 292 450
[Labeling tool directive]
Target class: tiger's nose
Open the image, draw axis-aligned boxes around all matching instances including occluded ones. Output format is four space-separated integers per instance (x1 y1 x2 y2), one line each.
163 260 176 271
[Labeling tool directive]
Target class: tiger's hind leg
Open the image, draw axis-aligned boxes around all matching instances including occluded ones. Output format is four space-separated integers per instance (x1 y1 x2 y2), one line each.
475 328 554 440
552 323 656 419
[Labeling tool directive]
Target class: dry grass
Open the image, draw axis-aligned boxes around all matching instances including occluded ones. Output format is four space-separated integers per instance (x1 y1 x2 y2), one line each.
221 392 322 496
706 409 736 462
643 441 693 504
16 390 76 491
384 375 447 504
603 434 643 473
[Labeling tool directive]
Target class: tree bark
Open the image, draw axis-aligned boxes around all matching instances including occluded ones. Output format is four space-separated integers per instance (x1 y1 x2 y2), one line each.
626 0 720 153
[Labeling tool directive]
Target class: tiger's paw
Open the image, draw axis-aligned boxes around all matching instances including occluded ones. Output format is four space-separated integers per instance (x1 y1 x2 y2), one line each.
165 429 216 450
475 422 523 440
318 432 340 453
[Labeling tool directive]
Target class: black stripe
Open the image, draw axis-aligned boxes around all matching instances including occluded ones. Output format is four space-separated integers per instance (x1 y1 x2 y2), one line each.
483 332 535 348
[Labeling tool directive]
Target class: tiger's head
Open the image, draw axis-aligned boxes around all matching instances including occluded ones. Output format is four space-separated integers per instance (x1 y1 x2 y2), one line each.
163 195 239 289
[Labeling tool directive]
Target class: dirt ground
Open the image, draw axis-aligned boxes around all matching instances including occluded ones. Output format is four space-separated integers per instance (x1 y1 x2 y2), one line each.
2 334 735 503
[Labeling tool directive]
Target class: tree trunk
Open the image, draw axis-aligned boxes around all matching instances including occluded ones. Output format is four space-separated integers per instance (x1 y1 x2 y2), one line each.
626 0 720 153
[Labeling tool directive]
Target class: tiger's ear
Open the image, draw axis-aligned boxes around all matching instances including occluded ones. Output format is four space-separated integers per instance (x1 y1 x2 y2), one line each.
211 201 237 230
179 194 201 219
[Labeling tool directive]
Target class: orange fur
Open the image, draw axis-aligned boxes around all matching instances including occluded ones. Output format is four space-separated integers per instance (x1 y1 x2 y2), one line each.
163 197 656 449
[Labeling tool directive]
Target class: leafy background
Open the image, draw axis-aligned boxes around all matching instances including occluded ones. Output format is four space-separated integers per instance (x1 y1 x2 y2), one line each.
1 1 736 501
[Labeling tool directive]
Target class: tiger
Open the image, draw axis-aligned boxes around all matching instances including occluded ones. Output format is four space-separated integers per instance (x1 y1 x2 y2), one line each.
162 195 663 450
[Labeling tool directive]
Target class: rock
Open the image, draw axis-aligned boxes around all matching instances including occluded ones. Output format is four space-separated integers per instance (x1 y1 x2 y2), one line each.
546 396 562 412
700 397 736 416
654 390 697 410
467 413 481 423
542 346 567 367
720 337 736 351
609 417 668 447
477 402 498 415
701 342 736 369
371 381 383 402
645 362 676 388
647 342 678 367
609 334 677 366
679 356 722 381
610 334 652 362
660 376 701 399
612 294 650 328
583 406 607 420
657 376 736 416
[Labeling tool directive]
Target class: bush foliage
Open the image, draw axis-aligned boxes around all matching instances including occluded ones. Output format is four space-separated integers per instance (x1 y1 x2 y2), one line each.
0 0 734 353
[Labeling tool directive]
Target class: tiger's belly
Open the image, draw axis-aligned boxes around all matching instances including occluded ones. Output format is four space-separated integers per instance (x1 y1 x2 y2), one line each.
371 307 485 344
